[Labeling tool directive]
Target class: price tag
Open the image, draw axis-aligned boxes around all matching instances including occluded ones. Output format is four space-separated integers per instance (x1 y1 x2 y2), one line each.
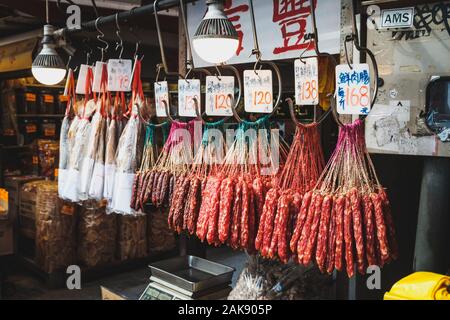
205 76 234 116
32 156 39 165
336 64 371 115
75 64 92 94
25 93 36 102
154 81 169 117
61 204 75 216
295 58 319 105
244 70 273 113
93 61 107 92
107 59 132 92
43 95 54 104
178 79 201 118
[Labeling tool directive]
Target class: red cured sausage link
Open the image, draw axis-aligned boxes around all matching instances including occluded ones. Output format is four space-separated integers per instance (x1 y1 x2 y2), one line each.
378 188 398 260
302 193 324 266
277 195 293 264
157 171 169 207
183 178 195 232
137 171 149 210
261 188 280 257
230 179 243 250
371 192 390 264
218 178 235 243
268 196 283 259
297 193 319 264
255 188 276 251
168 174 176 208
252 178 265 221
290 191 313 254
334 195 345 272
239 180 250 249
168 173 185 229
315 195 333 273
343 195 355 278
206 177 223 245
362 194 377 266
173 176 191 234
247 183 256 254
186 177 201 235
130 172 140 210
287 193 302 249
151 171 161 206
196 176 219 242
350 188 366 275
326 197 337 274
140 171 154 208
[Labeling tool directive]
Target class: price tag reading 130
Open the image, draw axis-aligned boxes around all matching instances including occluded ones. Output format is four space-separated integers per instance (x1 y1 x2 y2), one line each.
336 63 371 115
154 81 169 117
205 76 234 116
244 70 273 114
178 79 201 118
295 58 319 105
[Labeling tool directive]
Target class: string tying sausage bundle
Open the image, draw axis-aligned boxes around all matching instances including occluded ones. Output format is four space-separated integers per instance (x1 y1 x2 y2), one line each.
290 119 398 277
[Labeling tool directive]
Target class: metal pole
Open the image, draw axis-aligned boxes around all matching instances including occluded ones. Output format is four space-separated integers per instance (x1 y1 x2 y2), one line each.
247 0 260 59
57 0 198 36
413 157 450 274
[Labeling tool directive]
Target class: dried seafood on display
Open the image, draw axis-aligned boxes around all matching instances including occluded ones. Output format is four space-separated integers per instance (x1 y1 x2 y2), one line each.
257 123 325 263
35 181 77 273
108 60 144 215
63 67 97 202
117 214 148 261
77 204 117 268
290 120 398 277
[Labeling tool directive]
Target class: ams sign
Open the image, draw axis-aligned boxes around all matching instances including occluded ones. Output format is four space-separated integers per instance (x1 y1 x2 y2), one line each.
381 7 415 28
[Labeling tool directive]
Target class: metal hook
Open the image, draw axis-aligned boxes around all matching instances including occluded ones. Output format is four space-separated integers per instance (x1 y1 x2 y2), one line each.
115 13 124 60
286 97 331 127
215 65 222 81
163 99 175 123
95 17 109 62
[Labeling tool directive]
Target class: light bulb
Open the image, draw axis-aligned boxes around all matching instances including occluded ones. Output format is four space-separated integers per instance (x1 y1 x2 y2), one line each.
32 25 66 85
193 0 239 64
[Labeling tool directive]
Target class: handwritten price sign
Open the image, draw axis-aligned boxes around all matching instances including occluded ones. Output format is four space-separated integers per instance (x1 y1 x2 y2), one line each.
336 64 371 115
178 79 201 117
154 81 169 117
295 58 319 105
75 64 92 94
107 59 132 92
205 76 234 116
244 70 273 113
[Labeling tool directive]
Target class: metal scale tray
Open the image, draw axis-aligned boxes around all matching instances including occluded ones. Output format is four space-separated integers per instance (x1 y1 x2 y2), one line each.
149 255 235 293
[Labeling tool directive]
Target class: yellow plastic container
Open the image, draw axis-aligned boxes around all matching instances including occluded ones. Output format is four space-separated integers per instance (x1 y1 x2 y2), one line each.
384 272 450 300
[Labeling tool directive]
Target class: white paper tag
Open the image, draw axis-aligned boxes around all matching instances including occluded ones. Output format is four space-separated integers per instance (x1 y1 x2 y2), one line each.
107 59 132 92
154 81 169 117
58 168 68 198
295 58 319 105
103 164 116 200
178 79 201 117
205 76 234 116
64 168 80 202
111 172 135 214
244 70 273 113
75 64 92 95
93 61 107 93
336 63 371 115
88 163 105 200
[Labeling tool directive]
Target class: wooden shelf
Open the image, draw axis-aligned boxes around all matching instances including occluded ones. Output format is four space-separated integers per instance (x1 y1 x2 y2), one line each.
16 114 65 119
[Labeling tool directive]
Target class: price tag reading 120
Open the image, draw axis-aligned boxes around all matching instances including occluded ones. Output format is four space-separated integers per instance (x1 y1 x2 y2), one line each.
178 79 200 118
295 58 319 105
205 76 234 116
336 63 371 115
154 81 169 117
244 70 273 114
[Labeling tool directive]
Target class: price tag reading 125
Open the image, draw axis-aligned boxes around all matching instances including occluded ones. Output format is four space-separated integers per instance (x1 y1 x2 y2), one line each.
178 79 200 118
107 59 132 92
295 58 319 105
154 81 169 117
205 76 234 116
336 63 371 115
244 70 273 113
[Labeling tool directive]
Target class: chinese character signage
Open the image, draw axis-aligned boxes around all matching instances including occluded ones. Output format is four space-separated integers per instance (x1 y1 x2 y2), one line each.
205 76 235 116
178 79 201 117
154 81 169 117
187 0 340 67
335 64 371 115
295 57 319 105
107 59 132 92
244 70 274 114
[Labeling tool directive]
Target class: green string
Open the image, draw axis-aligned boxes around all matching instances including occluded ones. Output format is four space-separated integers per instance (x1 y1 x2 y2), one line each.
202 119 226 146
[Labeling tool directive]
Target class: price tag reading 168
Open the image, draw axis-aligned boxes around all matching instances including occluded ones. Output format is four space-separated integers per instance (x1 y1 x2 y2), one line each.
336 63 371 115
178 79 201 118
244 70 273 114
